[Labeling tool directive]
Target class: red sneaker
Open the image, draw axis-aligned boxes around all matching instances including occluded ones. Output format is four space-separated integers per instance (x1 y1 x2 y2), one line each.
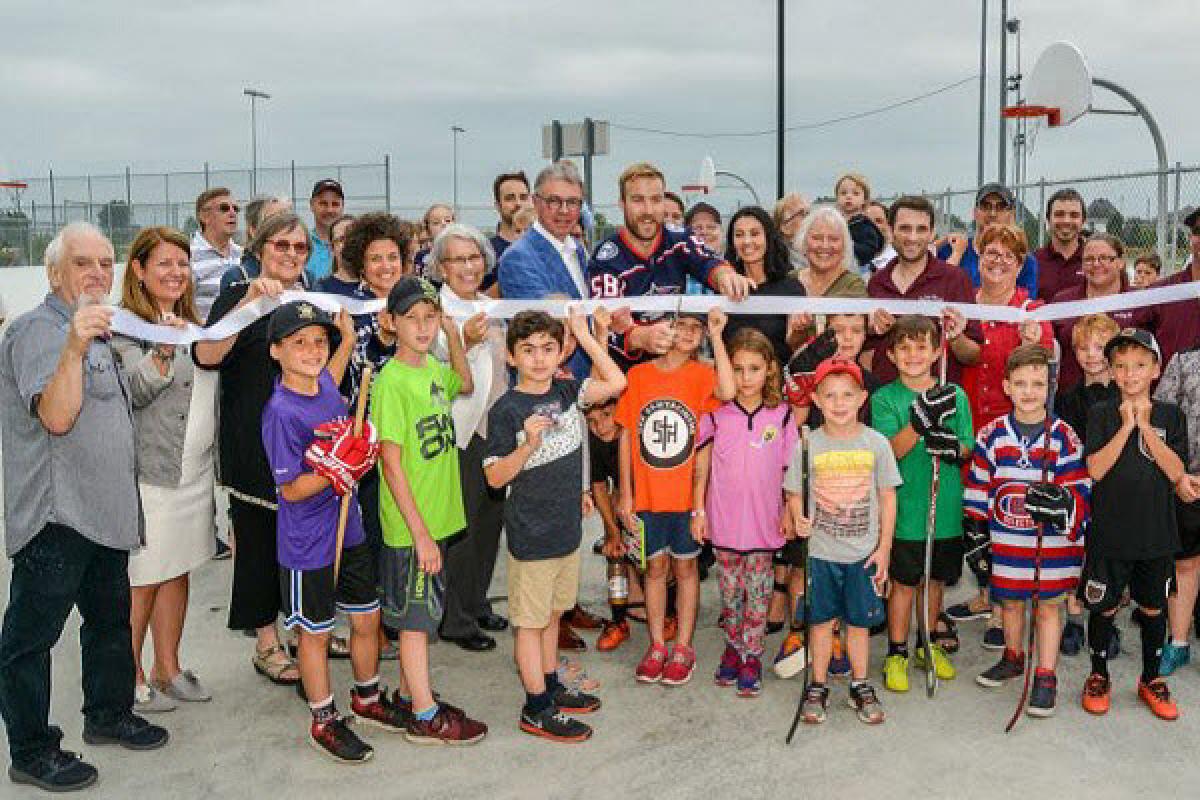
661 644 696 687
1138 678 1179 721
1081 673 1111 715
635 643 669 683
350 691 407 733
596 621 630 652
405 705 488 746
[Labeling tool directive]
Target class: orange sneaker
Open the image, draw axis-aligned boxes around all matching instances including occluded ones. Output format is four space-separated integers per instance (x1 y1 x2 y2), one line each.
663 614 678 643
1081 673 1111 715
1138 678 1179 720
596 621 630 652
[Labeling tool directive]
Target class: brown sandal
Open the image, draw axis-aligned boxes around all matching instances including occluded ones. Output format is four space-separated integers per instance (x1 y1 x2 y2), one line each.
252 644 300 685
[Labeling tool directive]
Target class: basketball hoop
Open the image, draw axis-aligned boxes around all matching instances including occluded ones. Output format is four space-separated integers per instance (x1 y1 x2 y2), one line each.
1002 105 1061 127
682 156 717 196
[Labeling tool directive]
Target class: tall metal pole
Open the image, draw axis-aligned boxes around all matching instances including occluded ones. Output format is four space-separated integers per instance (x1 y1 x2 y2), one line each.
997 0 1008 185
243 88 271 196
977 0 987 187
451 125 465 216
776 0 785 200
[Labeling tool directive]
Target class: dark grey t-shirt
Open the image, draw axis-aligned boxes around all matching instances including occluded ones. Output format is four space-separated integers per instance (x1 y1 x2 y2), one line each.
485 378 586 560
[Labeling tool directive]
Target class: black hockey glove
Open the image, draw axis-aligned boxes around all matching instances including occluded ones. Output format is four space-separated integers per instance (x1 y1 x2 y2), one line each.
910 384 957 437
1025 482 1074 530
783 329 838 406
922 427 961 463
963 517 991 581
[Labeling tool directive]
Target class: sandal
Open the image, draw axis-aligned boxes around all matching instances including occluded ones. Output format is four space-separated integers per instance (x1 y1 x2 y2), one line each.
253 644 300 686
287 635 350 660
623 602 648 625
933 613 960 654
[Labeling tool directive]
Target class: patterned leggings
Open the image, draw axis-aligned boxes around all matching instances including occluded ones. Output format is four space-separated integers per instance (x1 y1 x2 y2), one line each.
715 549 774 659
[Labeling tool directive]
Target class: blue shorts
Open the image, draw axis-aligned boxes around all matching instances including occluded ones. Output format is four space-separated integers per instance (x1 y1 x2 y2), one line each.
640 511 700 560
808 556 885 628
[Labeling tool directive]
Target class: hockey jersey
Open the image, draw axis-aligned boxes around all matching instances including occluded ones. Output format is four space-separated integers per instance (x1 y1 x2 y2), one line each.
963 414 1091 601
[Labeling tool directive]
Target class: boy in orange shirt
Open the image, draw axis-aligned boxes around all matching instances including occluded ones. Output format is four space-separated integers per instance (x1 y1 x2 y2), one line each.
617 310 734 685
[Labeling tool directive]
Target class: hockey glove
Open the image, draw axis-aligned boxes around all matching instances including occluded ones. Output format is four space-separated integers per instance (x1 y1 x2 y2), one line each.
922 427 961 463
304 420 380 496
910 384 957 437
963 517 991 582
783 329 838 406
1025 482 1074 531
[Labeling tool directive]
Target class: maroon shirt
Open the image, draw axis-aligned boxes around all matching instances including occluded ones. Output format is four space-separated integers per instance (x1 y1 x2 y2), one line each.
1148 265 1200 370
866 255 982 385
1051 283 1152 395
1035 240 1086 303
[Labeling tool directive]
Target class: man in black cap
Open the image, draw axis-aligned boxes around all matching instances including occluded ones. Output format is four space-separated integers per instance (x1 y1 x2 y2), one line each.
938 183 1040 297
307 179 346 284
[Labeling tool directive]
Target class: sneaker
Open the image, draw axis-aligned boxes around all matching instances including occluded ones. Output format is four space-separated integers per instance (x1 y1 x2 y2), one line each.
945 601 990 622
772 631 806 680
1060 621 1085 656
636 643 669 683
883 654 910 693
8 748 98 792
212 538 232 560
982 626 1005 651
715 644 742 686
736 656 763 698
1137 678 1179 721
976 651 1024 688
388 690 457 727
828 635 851 678
134 683 177 713
309 716 373 763
848 682 886 724
157 669 212 703
405 705 488 745
1103 627 1121 660
350 690 408 732
800 684 830 724
82 712 168 751
519 705 592 743
596 620 630 652
661 644 696 686
557 624 587 652
566 605 605 630
914 643 956 680
663 614 679 643
1026 671 1057 718
552 684 602 714
1159 642 1191 677
1081 672 1111 715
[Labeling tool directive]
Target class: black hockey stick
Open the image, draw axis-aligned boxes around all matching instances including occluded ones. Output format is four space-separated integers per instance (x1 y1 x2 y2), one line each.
918 338 950 698
785 425 813 743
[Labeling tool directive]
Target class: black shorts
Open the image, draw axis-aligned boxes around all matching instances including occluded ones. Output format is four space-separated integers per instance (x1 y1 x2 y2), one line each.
380 539 449 636
890 537 964 587
280 544 380 634
1177 499 1200 560
1079 554 1175 613
775 538 807 568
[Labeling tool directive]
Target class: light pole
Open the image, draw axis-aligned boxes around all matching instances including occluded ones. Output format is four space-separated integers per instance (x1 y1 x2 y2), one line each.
450 125 465 216
243 88 270 194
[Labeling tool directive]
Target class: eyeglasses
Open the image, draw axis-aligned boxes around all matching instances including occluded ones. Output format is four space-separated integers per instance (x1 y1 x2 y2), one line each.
267 239 309 255
1082 254 1118 265
536 194 583 211
982 248 1018 263
206 202 240 214
442 253 485 268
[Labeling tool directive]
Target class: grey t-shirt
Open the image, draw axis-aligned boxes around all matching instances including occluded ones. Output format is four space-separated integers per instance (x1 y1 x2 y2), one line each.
782 425 902 564
484 378 587 561
0 293 142 557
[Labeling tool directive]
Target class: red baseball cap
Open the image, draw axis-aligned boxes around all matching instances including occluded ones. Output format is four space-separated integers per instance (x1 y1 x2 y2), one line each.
812 357 865 390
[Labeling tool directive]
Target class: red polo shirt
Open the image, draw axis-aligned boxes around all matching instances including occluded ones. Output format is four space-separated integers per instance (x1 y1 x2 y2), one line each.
866 255 982 385
1147 266 1200 369
1051 283 1153 395
1035 240 1086 303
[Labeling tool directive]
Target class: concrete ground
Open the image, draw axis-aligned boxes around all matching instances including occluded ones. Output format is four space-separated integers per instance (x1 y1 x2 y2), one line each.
1 508 1199 800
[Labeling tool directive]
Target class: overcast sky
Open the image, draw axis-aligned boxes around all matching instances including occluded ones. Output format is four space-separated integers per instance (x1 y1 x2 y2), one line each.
2 0 1197 224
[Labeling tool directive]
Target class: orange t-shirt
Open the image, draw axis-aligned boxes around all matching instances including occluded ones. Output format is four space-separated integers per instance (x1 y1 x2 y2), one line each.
615 359 720 513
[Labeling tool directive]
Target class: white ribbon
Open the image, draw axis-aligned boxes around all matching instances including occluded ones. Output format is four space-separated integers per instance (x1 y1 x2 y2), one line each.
108 282 1200 345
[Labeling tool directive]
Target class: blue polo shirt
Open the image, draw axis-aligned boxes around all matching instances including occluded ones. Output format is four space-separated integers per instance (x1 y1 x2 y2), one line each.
937 237 1039 299
305 236 333 284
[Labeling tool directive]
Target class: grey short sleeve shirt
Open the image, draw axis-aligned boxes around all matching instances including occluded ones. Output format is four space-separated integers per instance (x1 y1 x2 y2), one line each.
0 293 142 557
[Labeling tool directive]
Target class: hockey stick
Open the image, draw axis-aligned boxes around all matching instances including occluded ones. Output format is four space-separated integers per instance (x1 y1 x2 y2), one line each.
334 365 373 580
918 337 950 698
1005 412 1054 732
785 425 812 744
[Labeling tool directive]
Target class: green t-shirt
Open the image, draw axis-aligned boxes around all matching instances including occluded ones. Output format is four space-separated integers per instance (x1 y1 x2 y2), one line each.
870 380 973 542
372 355 465 547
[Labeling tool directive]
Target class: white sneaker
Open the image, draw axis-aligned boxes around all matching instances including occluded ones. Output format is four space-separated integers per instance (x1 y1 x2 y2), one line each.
134 683 177 713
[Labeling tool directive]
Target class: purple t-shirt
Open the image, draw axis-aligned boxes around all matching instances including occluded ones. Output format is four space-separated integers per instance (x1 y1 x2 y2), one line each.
696 402 797 552
262 369 365 570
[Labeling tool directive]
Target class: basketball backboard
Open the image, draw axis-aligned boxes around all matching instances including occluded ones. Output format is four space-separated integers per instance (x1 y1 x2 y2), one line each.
682 156 716 194
1017 41 1093 127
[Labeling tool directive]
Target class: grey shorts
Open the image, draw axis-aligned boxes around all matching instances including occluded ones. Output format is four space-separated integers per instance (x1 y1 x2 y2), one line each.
379 540 449 635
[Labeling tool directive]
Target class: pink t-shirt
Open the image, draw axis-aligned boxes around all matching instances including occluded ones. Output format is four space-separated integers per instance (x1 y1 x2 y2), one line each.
697 402 797 552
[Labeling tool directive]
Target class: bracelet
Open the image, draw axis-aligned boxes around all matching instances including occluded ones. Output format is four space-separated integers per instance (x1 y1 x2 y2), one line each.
690 509 705 517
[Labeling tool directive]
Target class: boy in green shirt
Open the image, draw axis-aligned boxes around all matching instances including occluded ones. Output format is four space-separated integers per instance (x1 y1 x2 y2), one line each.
871 315 973 693
372 276 486 744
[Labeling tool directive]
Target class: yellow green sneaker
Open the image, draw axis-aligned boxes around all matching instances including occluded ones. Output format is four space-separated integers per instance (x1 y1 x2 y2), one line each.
914 643 956 680
883 654 909 693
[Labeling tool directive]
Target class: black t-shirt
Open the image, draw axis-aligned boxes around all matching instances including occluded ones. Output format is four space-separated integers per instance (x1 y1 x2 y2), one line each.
1085 399 1188 559
194 281 280 502
1056 381 1119 444
588 431 619 488
722 275 806 366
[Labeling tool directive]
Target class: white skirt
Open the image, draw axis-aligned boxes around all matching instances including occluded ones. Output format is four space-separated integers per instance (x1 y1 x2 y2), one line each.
129 369 218 586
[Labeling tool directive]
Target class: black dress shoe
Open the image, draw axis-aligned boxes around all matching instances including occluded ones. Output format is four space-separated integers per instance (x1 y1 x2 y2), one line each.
477 612 509 632
444 633 497 652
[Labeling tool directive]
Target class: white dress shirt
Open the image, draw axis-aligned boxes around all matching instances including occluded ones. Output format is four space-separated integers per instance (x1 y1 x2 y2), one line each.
533 220 587 298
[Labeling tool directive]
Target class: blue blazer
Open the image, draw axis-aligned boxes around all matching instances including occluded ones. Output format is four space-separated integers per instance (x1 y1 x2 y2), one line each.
498 228 591 377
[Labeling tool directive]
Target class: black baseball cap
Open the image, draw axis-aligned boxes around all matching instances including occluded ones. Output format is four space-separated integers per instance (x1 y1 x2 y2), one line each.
1104 327 1161 363
386 276 441 315
311 179 344 199
975 183 1015 209
267 300 342 350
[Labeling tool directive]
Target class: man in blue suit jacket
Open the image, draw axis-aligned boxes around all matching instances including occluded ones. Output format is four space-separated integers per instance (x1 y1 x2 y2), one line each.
498 160 592 378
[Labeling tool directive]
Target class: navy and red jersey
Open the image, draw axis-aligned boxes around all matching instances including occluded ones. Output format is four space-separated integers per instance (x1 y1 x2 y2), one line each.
587 226 727 368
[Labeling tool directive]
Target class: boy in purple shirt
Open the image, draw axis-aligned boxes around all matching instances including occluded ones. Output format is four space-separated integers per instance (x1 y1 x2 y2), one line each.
262 301 404 764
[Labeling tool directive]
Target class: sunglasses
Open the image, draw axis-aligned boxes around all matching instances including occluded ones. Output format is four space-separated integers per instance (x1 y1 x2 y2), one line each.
268 239 309 255
206 202 240 214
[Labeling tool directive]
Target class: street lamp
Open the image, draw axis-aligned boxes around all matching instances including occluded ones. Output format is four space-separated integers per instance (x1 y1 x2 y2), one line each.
243 88 271 194
450 125 465 216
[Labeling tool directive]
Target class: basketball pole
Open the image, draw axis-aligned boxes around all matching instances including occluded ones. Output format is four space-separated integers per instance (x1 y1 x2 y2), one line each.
997 0 1008 185
977 0 987 188
776 0 785 201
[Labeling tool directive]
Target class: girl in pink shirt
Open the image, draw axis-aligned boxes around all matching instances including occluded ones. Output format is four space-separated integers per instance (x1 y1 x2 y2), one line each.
692 329 797 697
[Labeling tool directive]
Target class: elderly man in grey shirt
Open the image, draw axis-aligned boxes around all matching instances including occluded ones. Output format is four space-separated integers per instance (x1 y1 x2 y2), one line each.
0 222 168 793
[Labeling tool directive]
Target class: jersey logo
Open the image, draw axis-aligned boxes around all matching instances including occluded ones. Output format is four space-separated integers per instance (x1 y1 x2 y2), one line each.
993 482 1034 530
595 241 619 261
590 272 624 299
637 399 696 469
1138 426 1166 460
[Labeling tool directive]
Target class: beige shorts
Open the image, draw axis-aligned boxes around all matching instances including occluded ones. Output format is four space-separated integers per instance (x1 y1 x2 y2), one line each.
507 549 581 629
